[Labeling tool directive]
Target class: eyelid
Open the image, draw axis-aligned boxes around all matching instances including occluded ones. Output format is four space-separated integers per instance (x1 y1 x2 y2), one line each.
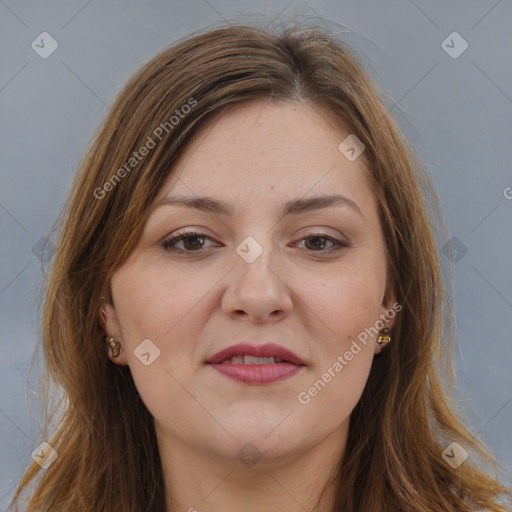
162 225 348 242
298 228 348 242
160 227 221 249
291 230 349 251
161 227 350 254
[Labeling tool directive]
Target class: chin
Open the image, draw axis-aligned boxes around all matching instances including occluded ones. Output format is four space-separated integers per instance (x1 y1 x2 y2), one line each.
213 412 307 459
219 434 305 468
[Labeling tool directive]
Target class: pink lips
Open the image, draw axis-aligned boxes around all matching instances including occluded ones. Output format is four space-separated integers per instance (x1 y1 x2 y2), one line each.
206 343 305 385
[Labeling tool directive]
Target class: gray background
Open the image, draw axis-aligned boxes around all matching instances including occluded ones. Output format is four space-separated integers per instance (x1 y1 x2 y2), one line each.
1 0 511 508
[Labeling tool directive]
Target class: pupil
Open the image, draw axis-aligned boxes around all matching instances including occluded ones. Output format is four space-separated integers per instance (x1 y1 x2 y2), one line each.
306 236 326 250
184 236 204 250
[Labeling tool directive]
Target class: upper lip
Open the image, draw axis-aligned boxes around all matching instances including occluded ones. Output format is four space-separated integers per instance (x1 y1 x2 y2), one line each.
206 343 305 365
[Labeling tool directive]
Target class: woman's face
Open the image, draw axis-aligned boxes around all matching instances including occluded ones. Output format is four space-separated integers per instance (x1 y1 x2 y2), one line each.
105 100 395 466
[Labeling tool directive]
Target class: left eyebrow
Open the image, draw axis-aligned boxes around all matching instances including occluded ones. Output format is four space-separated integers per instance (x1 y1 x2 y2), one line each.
151 193 363 218
283 194 363 217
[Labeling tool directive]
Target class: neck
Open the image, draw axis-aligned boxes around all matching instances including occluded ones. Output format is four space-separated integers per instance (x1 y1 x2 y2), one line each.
157 423 347 512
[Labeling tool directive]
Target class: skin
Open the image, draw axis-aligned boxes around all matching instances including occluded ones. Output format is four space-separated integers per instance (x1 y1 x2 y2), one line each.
103 99 396 512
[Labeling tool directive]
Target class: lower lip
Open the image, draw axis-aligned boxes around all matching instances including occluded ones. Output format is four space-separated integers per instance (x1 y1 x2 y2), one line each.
208 363 304 384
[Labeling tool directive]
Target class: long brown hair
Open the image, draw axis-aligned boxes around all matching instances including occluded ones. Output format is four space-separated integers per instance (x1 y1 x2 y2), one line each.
9 22 510 512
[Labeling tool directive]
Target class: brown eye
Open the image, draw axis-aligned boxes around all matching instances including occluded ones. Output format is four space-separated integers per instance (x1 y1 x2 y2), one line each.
304 236 330 251
161 232 216 252
296 233 347 253
181 235 205 250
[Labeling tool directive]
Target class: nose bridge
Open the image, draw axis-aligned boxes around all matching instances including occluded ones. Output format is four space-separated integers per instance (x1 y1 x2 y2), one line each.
222 232 292 320
234 233 282 289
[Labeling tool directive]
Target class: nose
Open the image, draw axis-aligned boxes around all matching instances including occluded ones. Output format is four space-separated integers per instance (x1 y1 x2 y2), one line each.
221 243 293 323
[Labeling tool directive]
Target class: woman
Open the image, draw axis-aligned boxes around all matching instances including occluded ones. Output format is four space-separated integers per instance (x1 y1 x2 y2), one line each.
9 22 510 512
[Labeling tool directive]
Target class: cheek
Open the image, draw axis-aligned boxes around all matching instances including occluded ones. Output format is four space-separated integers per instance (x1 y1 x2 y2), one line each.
110 258 223 404
110 261 212 419
296 343 373 439
295 272 378 429
293 254 383 408
302 258 385 351
111 257 218 342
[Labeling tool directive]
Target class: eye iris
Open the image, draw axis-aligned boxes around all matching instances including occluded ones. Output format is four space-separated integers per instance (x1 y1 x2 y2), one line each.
168 234 337 252
305 236 328 251
183 235 204 250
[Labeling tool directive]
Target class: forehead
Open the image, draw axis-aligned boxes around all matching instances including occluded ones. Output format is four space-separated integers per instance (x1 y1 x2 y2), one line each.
155 100 371 205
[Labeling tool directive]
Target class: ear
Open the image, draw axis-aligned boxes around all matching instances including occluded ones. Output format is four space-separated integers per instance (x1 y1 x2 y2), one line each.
374 290 400 354
100 298 129 366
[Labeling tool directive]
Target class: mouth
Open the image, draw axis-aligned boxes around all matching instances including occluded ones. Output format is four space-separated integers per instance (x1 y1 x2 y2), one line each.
218 355 288 364
206 343 306 385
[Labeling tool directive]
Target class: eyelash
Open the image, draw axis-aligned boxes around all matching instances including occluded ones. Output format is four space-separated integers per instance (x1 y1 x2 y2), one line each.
160 230 349 254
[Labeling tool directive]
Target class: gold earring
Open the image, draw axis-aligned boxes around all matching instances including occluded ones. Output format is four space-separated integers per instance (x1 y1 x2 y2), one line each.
107 337 121 357
377 328 391 346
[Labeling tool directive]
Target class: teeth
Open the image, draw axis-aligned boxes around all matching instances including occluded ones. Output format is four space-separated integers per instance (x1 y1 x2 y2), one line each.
220 356 284 365
244 356 276 365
